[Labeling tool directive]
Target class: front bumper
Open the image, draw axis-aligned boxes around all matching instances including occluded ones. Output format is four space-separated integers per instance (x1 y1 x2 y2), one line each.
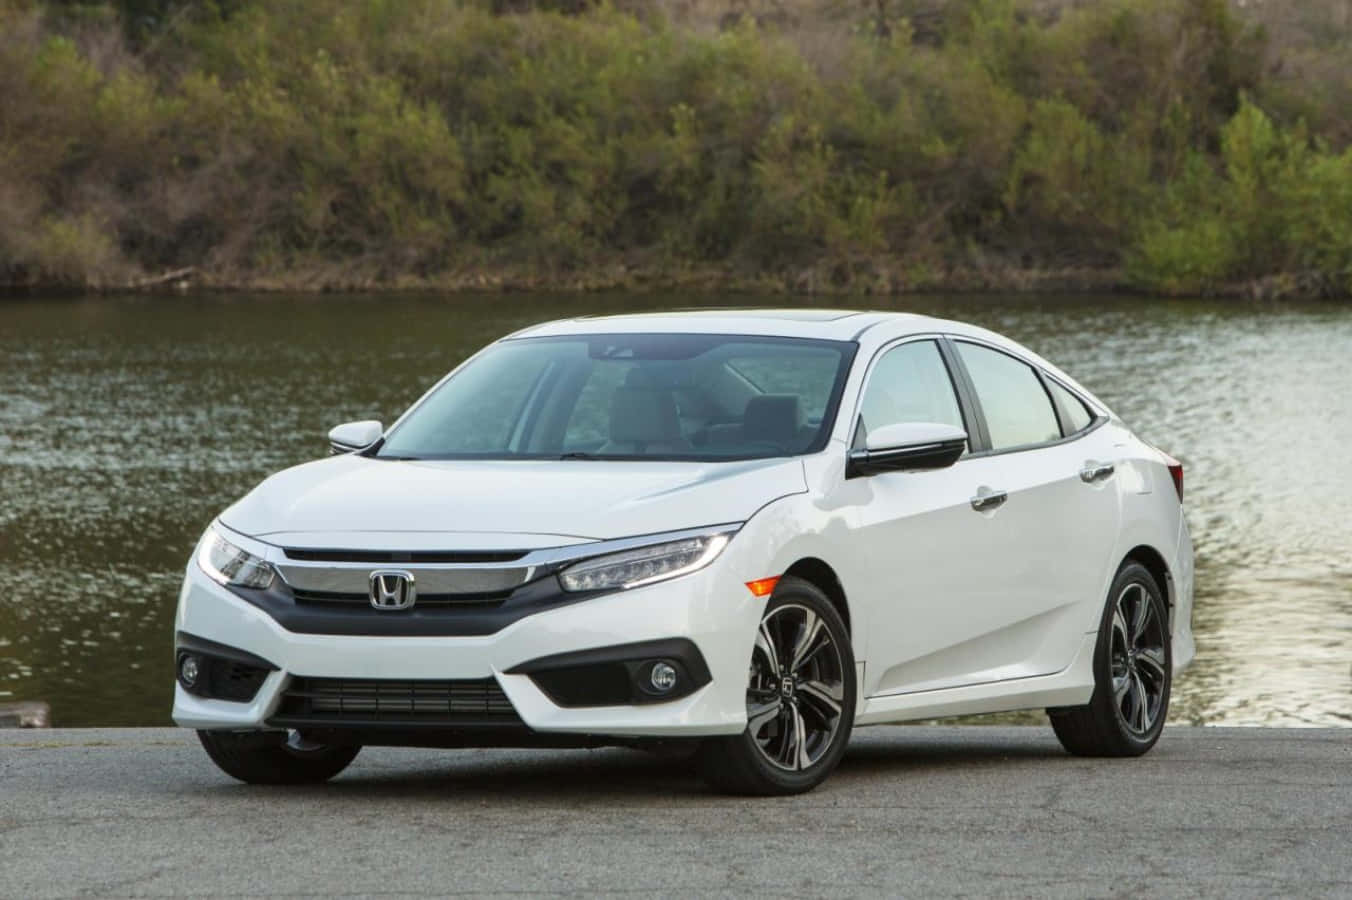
171 554 762 738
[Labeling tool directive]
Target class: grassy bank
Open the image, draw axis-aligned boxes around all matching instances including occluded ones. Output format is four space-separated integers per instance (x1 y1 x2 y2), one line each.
2 0 1350 297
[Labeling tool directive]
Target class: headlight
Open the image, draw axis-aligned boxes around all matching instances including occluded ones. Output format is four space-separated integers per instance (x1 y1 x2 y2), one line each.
558 531 733 593
197 526 275 589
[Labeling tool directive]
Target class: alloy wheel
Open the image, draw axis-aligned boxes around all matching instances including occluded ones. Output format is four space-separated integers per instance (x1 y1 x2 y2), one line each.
746 603 847 771
1110 582 1168 735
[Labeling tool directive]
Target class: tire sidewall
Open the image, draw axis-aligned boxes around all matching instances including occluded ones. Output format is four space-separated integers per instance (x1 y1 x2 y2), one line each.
1092 562 1172 752
733 578 857 792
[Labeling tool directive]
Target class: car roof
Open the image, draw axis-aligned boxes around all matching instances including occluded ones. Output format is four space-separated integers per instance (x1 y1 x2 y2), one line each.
503 308 1113 416
507 309 947 342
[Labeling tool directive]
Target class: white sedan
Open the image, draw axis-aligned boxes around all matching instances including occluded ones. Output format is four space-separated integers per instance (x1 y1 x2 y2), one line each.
174 310 1194 794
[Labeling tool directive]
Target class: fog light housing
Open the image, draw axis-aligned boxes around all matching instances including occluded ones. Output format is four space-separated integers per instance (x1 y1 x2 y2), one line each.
648 661 679 693
507 638 712 707
178 653 201 688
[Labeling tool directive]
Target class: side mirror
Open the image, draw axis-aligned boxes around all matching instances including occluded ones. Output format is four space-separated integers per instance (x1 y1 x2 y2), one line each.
328 420 383 455
846 422 967 478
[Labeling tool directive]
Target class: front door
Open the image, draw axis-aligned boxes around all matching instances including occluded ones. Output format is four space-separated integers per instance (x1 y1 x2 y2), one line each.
947 340 1122 681
836 338 1024 698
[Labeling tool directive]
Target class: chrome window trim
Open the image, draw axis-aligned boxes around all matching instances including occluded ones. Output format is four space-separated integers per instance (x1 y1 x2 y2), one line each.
961 415 1109 460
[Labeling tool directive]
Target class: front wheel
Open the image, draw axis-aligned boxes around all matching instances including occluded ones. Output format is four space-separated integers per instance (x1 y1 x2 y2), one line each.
698 577 856 795
197 729 361 784
1049 561 1172 757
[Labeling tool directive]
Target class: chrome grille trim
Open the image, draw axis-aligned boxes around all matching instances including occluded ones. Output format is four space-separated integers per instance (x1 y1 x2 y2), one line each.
275 563 535 596
282 548 527 563
290 587 509 607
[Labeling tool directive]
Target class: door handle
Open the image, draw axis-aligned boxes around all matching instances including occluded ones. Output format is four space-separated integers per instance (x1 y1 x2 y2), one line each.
970 487 1008 512
1080 461 1116 483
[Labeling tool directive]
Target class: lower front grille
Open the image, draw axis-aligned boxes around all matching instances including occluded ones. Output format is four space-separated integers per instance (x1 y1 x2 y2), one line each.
270 677 521 727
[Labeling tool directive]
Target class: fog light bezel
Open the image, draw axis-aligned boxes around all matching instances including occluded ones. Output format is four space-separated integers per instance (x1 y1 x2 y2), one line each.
175 632 279 703
507 638 712 708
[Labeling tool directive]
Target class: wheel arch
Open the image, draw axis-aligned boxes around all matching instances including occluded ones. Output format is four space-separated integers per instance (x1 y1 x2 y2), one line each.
782 557 851 635
1123 544 1173 616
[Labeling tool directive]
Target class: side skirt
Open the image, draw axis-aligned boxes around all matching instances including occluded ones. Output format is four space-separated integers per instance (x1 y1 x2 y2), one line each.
854 632 1096 725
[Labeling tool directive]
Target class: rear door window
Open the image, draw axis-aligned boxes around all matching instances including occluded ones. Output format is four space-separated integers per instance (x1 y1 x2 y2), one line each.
955 342 1061 451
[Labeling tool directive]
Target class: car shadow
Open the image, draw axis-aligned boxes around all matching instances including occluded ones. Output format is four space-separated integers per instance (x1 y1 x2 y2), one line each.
199 746 714 801
189 727 1070 800
836 727 1069 780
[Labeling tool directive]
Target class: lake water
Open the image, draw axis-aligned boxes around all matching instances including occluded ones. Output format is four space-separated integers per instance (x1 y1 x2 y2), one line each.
1 293 1348 727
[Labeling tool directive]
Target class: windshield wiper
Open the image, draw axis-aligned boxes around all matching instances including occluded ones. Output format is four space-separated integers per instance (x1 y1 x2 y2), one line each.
558 452 603 460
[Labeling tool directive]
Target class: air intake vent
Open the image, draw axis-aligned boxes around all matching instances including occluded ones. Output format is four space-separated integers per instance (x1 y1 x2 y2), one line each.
213 661 270 702
270 677 521 727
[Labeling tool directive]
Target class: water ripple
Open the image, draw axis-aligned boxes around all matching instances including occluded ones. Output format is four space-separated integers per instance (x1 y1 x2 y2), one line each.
1 293 1348 726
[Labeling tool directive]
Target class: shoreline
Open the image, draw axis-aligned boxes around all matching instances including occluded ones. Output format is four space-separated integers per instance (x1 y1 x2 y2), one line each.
4 263 1346 300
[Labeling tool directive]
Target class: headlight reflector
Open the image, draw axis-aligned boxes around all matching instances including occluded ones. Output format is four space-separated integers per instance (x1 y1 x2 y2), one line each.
559 532 732 592
197 527 275 589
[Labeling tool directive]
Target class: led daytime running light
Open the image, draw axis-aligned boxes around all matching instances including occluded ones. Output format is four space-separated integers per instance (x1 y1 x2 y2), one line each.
197 527 275 589
559 532 732 593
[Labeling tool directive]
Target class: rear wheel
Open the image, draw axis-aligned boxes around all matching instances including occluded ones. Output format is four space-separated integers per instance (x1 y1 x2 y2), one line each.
197 729 361 784
698 577 856 795
1049 561 1171 757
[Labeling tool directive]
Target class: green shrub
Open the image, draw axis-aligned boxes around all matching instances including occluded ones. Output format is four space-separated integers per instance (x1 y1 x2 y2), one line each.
1129 97 1352 295
0 0 1348 294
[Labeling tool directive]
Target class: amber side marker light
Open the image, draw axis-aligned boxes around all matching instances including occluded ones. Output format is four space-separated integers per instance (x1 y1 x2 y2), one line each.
745 576 780 598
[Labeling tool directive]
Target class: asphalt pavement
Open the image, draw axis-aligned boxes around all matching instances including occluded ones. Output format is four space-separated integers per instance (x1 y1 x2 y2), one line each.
1 725 1348 898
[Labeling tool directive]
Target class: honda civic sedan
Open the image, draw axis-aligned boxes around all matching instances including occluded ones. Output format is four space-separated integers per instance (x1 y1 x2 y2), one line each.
174 310 1194 794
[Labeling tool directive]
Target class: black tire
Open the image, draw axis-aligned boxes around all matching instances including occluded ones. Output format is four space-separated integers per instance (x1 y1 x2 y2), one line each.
698 577 856 795
1049 561 1172 757
197 730 361 784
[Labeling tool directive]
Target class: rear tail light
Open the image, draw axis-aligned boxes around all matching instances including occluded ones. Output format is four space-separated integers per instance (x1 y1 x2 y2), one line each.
1161 452 1184 502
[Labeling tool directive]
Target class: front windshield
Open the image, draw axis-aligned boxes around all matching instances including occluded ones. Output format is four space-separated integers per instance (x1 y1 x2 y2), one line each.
377 333 856 461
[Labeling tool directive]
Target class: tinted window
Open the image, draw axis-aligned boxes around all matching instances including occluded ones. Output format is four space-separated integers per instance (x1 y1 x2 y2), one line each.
956 342 1060 450
379 333 853 461
1048 380 1095 434
859 341 965 436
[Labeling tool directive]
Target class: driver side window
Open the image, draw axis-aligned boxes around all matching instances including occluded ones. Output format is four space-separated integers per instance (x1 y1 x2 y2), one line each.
859 341 966 438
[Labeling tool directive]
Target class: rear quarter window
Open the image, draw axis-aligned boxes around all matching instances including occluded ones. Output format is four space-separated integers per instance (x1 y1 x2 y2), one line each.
1048 379 1095 435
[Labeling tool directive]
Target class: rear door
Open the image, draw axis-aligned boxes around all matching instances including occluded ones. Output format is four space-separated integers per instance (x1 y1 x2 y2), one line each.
949 340 1122 677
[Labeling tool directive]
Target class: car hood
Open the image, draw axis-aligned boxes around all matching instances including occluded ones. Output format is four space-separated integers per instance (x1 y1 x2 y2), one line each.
219 455 808 547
